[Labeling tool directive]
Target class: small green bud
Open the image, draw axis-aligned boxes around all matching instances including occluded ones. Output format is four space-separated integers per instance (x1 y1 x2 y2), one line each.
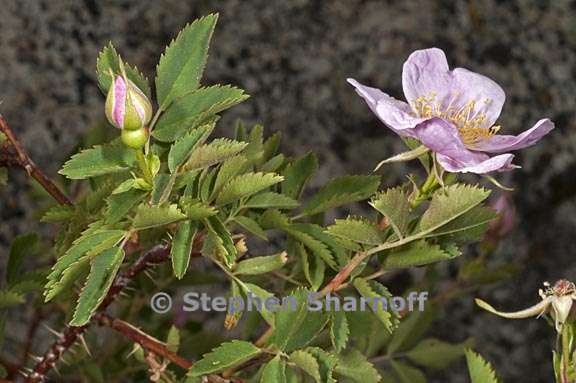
121 128 148 149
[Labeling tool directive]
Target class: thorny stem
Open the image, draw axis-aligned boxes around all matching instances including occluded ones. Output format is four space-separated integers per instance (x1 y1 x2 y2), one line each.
0 116 72 206
0 116 241 381
96 313 192 370
24 244 173 383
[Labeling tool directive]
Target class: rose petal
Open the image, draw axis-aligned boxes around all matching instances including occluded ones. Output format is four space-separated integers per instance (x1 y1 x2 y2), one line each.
468 118 555 153
112 76 127 128
475 297 552 319
412 117 487 163
402 48 505 127
437 152 517 174
347 78 427 137
551 295 574 332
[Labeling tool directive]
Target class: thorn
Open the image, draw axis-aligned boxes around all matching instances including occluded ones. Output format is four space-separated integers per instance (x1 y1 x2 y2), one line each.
43 324 63 338
18 369 30 378
29 353 43 362
143 270 158 284
78 334 92 357
53 363 61 376
60 355 70 365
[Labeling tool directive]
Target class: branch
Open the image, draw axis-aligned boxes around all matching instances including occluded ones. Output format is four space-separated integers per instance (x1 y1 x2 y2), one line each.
0 116 72 206
96 313 192 369
25 244 172 382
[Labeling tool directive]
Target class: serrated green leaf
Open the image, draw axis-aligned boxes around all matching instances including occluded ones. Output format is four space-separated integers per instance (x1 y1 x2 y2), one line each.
353 278 397 333
419 184 490 233
188 340 261 377
175 170 201 191
242 124 264 164
105 189 148 224
406 338 469 369
168 124 215 172
326 218 384 246
238 282 275 325
154 85 248 142
8 271 47 295
307 348 337 383
45 228 126 301
70 247 125 326
244 192 299 210
0 290 25 309
330 310 350 353
133 204 187 229
259 209 290 230
286 224 337 270
302 175 380 217
179 197 217 220
233 216 268 241
203 215 237 267
427 206 497 242
96 42 151 97
151 174 174 205
282 152 318 199
465 349 500 383
155 14 218 109
210 155 249 200
290 350 321 382
199 167 217 202
261 153 285 173
263 131 282 161
260 355 286 383
111 179 137 195
370 187 411 238
7 233 39 285
234 252 287 275
390 360 427 383
216 172 283 206
41 205 75 223
182 139 248 171
171 220 198 279
272 288 329 352
334 349 381 383
382 240 455 269
296 242 325 291
59 141 136 179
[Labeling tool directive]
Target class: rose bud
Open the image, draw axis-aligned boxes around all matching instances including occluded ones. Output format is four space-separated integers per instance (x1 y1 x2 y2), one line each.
105 75 152 131
483 192 516 249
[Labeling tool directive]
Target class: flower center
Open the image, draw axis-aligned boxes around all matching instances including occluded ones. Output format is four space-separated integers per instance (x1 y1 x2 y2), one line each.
412 93 500 146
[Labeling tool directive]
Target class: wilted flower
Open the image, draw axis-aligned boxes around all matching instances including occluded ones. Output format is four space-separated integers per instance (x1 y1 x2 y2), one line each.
105 75 153 131
476 279 576 332
348 48 554 174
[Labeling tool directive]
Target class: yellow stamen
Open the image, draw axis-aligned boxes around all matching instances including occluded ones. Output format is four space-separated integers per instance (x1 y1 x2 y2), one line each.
412 92 500 145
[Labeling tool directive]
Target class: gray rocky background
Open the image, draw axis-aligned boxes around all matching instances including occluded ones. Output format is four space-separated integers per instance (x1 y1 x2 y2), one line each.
1 0 576 381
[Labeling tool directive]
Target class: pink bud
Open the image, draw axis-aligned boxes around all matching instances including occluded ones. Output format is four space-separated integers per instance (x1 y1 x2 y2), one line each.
105 75 152 131
485 193 516 245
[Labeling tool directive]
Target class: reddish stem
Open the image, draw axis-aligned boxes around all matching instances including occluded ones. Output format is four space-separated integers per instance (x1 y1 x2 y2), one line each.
0 116 72 206
96 313 192 369
25 244 172 382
